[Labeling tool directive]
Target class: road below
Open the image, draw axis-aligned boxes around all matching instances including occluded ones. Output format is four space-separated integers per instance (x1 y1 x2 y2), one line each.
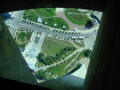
3 10 100 71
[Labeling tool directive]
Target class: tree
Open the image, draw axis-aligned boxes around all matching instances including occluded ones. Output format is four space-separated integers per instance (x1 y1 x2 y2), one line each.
85 49 92 58
36 70 50 80
85 20 93 29
37 53 45 62
45 56 51 64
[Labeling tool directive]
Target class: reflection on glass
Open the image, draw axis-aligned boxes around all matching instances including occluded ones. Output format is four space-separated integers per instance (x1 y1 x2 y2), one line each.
2 8 103 83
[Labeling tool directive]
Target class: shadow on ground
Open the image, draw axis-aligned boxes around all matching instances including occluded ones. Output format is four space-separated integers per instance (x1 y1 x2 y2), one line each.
1 13 12 20
39 75 84 90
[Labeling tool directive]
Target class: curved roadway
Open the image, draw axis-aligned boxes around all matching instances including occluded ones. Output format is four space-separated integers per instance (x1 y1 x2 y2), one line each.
4 10 99 40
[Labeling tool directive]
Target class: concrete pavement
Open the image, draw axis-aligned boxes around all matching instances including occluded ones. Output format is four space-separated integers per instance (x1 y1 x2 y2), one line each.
22 31 46 70
4 10 24 38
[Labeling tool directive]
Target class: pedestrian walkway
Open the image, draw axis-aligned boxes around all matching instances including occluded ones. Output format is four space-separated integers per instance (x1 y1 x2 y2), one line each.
22 31 46 70
65 52 80 69
34 48 85 72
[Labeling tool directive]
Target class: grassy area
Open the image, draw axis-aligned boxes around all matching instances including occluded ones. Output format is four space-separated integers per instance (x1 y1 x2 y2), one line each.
28 11 38 22
64 49 92 73
42 17 69 30
17 32 27 42
35 61 45 68
17 31 32 42
23 9 38 22
47 53 79 77
36 69 53 80
78 49 92 59
15 31 32 49
23 8 69 30
23 9 30 19
65 8 93 15
23 8 56 20
41 36 74 57
77 49 87 60
15 40 26 49
34 8 56 17
65 49 91 74
64 8 91 25
65 8 81 13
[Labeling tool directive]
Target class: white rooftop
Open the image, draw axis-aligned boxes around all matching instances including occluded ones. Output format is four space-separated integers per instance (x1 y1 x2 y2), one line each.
63 26 66 28
54 24 57 26
37 17 42 23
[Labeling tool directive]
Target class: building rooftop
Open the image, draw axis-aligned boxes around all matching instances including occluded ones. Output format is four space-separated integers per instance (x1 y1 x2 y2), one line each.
54 24 57 27
37 17 42 23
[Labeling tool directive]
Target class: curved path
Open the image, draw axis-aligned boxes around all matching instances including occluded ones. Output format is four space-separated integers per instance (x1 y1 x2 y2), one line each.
69 41 80 48
64 52 80 70
56 11 84 30
34 48 85 72
16 31 28 44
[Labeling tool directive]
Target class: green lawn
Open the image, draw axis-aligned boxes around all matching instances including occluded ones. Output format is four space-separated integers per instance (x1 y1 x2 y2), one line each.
23 10 38 22
36 69 53 80
41 36 74 57
23 8 69 30
17 32 32 42
23 8 56 20
42 17 69 30
77 49 87 60
17 32 27 42
77 49 92 59
65 8 93 14
15 31 32 49
64 8 91 25
35 52 79 79
64 49 91 74
35 61 45 68
65 8 81 13
23 9 30 19
34 8 56 17
47 53 79 77
15 40 26 49
28 11 38 22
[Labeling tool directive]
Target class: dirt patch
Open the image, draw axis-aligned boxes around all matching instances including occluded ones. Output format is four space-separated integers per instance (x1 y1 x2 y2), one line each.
56 11 83 30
